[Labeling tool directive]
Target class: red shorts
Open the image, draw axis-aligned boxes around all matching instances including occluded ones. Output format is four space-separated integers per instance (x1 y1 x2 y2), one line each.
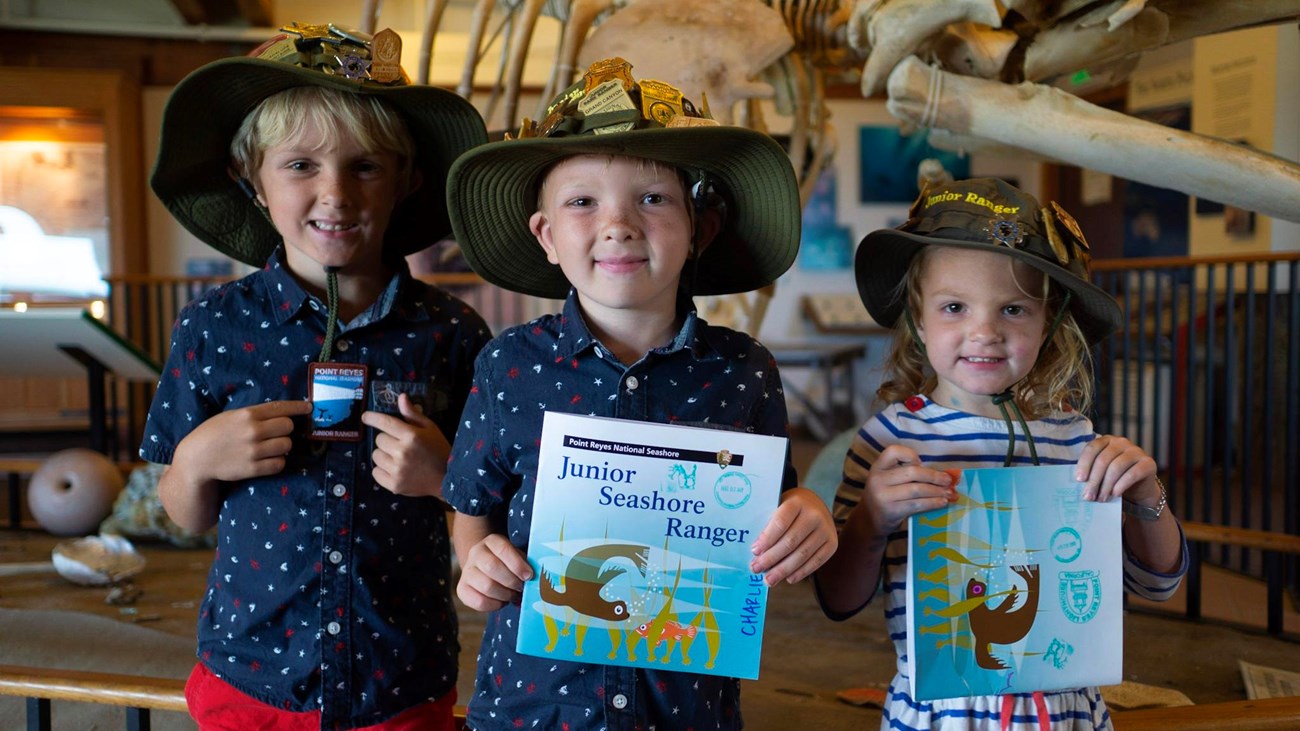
184 662 458 731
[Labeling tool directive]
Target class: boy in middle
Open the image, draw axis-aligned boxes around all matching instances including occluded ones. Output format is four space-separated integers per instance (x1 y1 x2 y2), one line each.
442 58 837 729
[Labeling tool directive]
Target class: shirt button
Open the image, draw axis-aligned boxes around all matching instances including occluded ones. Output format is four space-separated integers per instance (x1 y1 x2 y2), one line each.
611 693 628 710
310 300 320 311
328 550 343 564
332 484 347 497
327 621 341 635
624 376 639 390
335 339 350 352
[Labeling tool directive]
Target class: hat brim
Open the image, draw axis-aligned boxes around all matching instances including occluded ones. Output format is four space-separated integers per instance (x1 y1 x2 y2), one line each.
150 57 487 267
447 126 800 299
855 229 1123 344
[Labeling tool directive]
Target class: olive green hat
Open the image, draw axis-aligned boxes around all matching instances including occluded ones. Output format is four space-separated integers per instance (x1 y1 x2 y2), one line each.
150 23 488 267
855 177 1122 344
447 57 801 299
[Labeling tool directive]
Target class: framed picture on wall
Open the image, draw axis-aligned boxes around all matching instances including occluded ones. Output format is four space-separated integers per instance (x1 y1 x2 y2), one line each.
798 167 853 271
858 126 969 203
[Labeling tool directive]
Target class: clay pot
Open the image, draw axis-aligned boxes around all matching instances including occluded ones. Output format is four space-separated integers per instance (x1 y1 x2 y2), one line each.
27 448 125 536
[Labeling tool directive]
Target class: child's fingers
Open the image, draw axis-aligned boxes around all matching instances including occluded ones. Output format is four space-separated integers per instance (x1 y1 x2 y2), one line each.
456 575 512 613
1078 435 1153 501
749 488 811 557
750 489 836 583
250 399 313 419
396 393 433 427
483 534 534 582
763 525 838 586
361 410 408 436
873 444 922 472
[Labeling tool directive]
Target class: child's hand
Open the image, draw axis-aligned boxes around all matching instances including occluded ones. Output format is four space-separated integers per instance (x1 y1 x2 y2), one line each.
863 445 956 536
457 533 533 613
362 393 451 497
750 487 837 586
1075 434 1159 504
174 399 310 484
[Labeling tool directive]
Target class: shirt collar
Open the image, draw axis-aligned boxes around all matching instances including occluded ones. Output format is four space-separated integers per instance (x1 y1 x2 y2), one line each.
553 289 723 362
260 246 423 327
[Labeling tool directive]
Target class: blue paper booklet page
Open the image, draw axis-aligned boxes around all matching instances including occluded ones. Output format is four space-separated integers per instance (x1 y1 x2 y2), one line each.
906 464 1122 700
517 412 786 679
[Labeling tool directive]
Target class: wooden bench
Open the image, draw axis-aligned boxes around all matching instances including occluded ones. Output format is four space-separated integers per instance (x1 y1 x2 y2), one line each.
0 663 186 731
1110 695 1300 730
1181 520 1300 636
0 664 469 730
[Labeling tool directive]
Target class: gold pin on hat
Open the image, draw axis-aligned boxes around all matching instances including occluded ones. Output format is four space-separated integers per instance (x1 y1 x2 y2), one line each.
1041 206 1072 267
716 450 733 468
638 78 684 126
583 57 635 94
369 28 403 83
281 22 332 41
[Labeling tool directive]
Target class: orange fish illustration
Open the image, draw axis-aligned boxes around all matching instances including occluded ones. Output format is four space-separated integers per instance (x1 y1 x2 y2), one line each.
635 620 697 645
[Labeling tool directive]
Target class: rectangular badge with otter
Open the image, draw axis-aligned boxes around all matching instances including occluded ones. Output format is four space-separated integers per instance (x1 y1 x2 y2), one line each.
905 464 1122 700
517 412 787 680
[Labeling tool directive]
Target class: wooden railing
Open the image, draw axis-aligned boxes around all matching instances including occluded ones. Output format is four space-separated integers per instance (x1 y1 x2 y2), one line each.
1091 252 1300 631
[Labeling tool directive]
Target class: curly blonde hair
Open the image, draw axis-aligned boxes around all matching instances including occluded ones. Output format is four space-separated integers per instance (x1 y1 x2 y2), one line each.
876 247 1095 420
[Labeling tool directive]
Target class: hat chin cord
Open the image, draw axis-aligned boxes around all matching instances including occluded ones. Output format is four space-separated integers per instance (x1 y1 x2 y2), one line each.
237 174 343 364
903 290 1072 467
318 266 341 362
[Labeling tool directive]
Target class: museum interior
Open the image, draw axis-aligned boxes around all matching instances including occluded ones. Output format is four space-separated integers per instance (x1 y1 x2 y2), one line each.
1 1 1299 729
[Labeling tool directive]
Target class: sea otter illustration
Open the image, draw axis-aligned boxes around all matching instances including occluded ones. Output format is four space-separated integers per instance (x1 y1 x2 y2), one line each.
540 543 650 621
967 564 1040 670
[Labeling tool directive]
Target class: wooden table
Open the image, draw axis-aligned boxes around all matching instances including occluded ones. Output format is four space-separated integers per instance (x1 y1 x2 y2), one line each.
770 342 866 441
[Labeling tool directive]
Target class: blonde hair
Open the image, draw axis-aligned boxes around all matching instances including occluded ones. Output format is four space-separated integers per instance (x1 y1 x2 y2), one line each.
230 86 416 189
876 246 1095 419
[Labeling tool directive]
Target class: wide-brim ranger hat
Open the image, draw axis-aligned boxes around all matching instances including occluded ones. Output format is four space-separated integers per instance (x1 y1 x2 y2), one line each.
447 57 801 298
150 23 488 267
855 177 1123 344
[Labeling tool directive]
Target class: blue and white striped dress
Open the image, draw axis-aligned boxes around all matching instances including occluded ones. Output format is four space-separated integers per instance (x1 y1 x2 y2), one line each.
828 396 1188 731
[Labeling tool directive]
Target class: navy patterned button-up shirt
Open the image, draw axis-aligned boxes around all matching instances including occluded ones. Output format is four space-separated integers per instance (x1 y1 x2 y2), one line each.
140 249 490 730
444 292 795 731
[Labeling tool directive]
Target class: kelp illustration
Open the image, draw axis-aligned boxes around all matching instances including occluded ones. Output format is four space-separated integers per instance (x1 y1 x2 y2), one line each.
623 540 711 666
914 472 1044 674
634 559 698 664
693 565 721 669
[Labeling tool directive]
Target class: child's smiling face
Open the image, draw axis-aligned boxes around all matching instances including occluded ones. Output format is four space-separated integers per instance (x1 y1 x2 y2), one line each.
915 247 1050 417
254 115 406 284
529 154 693 323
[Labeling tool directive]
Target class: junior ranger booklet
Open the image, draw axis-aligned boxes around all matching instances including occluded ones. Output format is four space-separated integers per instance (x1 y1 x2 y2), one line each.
517 411 787 679
907 464 1122 700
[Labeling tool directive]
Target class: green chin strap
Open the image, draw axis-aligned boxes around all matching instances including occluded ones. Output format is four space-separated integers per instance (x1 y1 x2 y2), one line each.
903 290 1073 467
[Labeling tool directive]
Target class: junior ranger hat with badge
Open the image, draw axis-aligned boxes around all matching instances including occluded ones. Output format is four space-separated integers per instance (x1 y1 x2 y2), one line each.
150 23 488 267
854 177 1122 344
446 57 801 299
